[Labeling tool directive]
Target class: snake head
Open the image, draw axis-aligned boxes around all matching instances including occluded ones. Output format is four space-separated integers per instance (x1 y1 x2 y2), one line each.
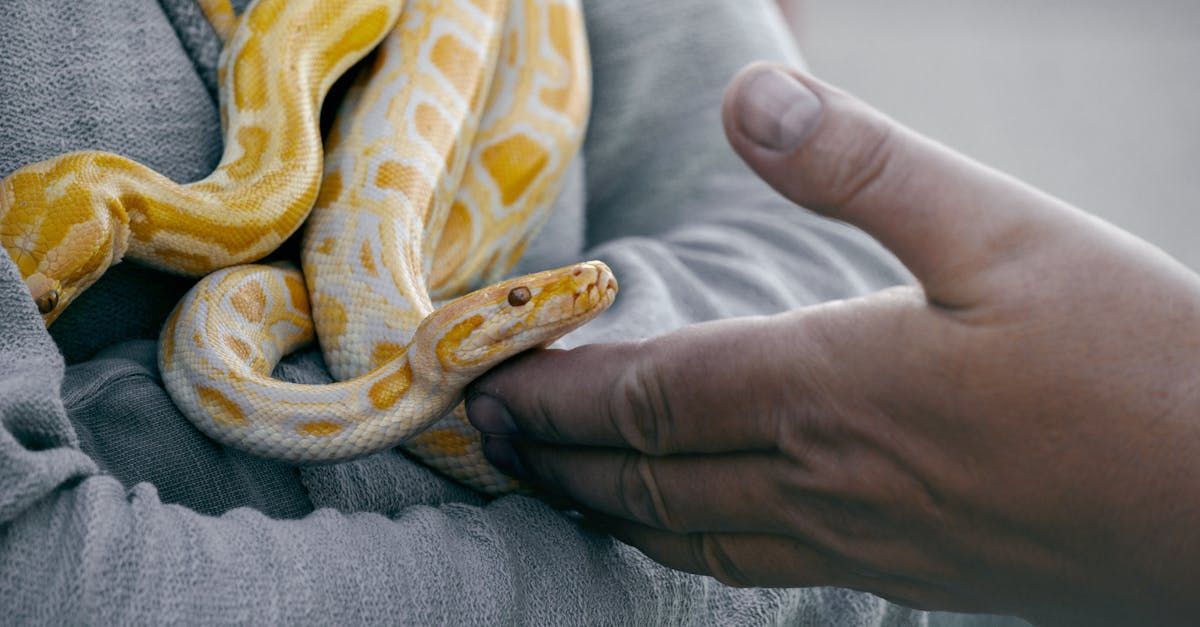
1 158 128 325
416 260 618 380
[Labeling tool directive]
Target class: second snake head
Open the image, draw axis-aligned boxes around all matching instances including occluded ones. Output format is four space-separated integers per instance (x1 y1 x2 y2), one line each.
0 154 129 325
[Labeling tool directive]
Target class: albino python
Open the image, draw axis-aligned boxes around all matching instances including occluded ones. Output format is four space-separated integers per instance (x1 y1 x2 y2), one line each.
1 0 398 322
0 0 613 494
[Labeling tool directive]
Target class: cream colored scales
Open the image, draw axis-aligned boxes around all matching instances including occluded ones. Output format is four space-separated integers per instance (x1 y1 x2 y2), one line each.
0 0 613 494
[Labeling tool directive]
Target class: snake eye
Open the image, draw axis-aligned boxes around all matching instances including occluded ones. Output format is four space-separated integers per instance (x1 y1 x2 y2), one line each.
507 286 531 307
35 289 60 315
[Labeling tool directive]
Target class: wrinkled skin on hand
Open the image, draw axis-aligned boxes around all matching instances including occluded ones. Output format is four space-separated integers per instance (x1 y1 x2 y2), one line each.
465 64 1200 625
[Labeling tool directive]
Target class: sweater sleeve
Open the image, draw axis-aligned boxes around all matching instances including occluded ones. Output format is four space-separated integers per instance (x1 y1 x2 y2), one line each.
0 0 921 624
0 252 901 625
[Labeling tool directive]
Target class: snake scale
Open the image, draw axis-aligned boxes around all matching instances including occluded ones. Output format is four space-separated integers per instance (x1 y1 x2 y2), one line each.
0 0 614 494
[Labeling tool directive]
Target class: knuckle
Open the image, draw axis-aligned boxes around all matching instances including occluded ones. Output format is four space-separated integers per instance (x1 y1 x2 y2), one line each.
822 105 899 212
531 388 568 442
818 486 887 547
608 343 675 454
616 455 682 532
777 485 871 562
693 534 751 588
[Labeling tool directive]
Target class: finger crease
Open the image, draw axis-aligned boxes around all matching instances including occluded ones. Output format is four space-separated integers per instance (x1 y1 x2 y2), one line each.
637 455 678 531
701 535 749 588
835 121 896 214
535 392 567 443
612 355 673 454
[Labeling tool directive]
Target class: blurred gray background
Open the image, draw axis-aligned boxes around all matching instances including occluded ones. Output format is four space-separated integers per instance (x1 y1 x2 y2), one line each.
779 0 1200 270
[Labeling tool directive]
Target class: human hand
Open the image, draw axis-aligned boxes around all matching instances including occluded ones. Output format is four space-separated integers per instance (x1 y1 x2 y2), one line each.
465 63 1200 625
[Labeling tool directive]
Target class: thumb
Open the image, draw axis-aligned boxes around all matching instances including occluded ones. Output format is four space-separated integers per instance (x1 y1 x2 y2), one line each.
723 63 1072 306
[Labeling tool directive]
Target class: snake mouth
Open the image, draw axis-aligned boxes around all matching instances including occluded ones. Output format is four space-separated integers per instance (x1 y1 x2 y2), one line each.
453 304 607 364
562 261 617 324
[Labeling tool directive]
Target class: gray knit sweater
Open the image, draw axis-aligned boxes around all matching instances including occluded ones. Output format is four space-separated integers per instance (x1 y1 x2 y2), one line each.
0 0 939 623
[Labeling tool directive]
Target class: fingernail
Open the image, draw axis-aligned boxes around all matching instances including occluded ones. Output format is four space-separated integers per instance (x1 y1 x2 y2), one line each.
735 67 822 152
466 394 517 435
482 436 529 479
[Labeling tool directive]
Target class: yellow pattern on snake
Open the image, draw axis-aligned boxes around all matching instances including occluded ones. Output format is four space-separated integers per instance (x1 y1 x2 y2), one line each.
0 0 400 324
159 0 610 494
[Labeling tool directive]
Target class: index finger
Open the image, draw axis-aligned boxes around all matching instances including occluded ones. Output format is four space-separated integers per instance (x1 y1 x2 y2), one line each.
465 315 807 454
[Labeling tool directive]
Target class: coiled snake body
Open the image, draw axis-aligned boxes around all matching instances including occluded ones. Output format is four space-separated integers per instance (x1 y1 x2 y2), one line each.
0 0 613 494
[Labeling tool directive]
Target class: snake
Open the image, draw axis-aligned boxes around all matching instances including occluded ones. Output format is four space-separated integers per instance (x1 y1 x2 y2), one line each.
0 0 610 494
161 0 608 494
0 0 403 324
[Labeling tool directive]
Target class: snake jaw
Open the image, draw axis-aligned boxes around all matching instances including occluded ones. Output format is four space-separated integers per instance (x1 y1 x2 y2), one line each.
32 218 124 325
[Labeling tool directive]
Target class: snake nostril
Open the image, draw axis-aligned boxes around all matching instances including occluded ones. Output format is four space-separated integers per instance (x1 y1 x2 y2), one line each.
507 286 531 307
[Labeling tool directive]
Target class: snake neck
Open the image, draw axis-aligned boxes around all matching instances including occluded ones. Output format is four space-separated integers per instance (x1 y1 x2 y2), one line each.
405 316 478 397
159 264 461 463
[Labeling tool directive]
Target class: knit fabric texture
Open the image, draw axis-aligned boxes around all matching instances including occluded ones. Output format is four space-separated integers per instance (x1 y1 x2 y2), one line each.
0 0 962 623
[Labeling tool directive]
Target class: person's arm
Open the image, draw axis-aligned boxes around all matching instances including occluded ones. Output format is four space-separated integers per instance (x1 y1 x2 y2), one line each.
0 250 809 624
467 64 1200 625
1 0 920 623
